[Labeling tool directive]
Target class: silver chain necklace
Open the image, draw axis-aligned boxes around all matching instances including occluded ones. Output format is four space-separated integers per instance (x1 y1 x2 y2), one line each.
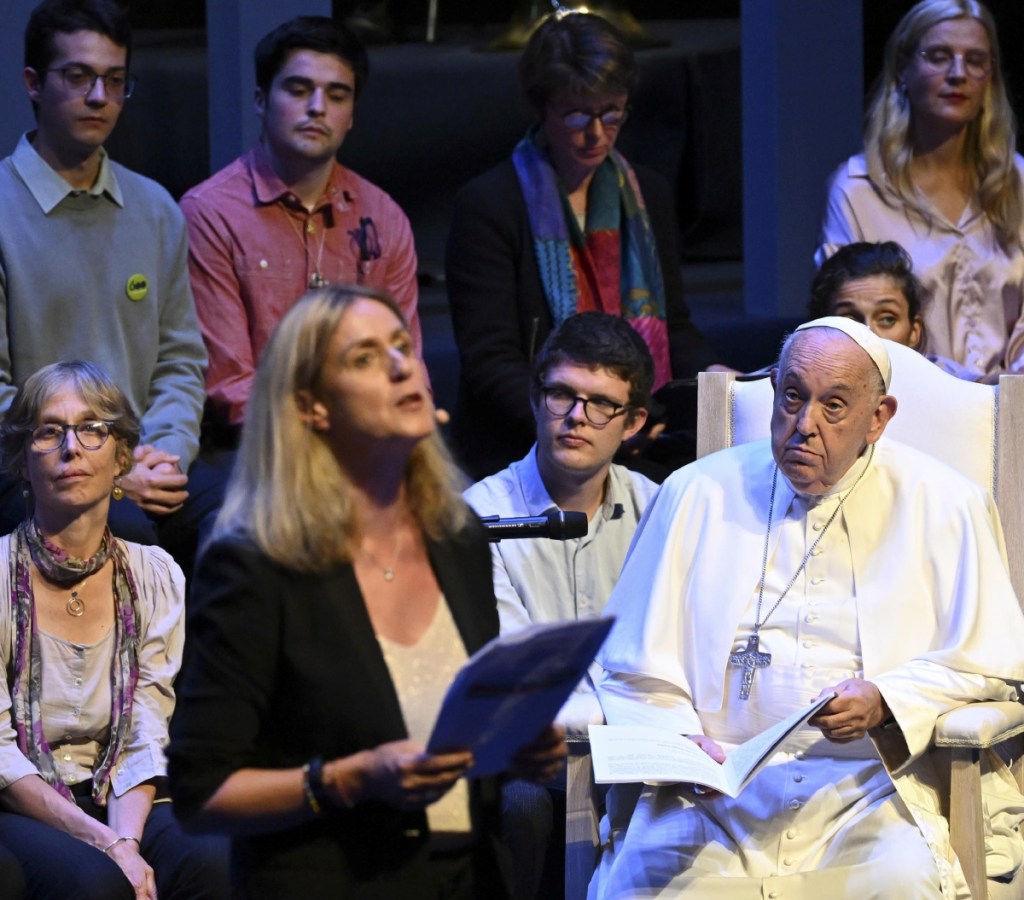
729 445 874 700
283 206 329 289
361 533 403 582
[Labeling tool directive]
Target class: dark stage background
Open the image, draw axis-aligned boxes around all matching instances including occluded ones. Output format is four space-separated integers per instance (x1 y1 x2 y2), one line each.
98 0 1024 398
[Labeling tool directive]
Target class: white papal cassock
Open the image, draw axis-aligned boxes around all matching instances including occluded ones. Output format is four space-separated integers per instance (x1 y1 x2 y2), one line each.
590 438 1024 900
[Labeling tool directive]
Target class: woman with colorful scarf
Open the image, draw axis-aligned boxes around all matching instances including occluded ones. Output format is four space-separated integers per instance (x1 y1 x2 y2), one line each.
446 11 724 478
0 361 228 900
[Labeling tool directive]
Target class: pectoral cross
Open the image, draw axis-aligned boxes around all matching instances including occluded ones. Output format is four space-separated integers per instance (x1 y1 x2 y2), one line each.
729 633 772 700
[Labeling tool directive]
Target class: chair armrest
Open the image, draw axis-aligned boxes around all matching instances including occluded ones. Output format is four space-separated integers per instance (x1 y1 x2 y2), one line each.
565 739 600 900
934 700 1024 748
565 733 592 753
557 692 605 736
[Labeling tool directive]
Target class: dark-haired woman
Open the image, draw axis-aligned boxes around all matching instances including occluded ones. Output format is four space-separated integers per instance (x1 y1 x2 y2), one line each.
447 11 722 476
809 241 924 348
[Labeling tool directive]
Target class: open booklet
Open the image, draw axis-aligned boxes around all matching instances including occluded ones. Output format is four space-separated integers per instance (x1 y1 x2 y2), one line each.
588 691 837 798
428 617 614 777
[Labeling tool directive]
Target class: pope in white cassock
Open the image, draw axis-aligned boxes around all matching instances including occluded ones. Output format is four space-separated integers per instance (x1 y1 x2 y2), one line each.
589 318 1024 899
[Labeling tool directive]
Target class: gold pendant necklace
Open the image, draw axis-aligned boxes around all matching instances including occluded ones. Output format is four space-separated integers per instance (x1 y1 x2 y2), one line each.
65 576 90 617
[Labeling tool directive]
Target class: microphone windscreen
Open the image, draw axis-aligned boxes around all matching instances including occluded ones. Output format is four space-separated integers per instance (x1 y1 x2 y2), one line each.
547 510 588 540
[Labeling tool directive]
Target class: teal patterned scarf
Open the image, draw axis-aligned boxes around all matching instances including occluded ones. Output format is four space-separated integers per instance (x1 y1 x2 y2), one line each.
512 126 672 388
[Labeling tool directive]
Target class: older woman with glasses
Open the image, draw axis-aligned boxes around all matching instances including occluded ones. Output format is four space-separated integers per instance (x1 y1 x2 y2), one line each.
818 0 1024 383
0 361 228 900
446 10 723 478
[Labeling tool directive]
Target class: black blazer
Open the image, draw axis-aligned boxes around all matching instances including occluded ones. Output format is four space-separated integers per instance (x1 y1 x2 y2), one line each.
445 157 718 478
168 519 510 898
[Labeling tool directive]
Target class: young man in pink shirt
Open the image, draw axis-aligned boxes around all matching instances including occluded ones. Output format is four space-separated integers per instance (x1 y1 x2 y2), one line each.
181 16 420 446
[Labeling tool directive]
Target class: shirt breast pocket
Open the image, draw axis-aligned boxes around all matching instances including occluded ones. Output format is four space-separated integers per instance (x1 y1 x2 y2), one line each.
237 253 303 292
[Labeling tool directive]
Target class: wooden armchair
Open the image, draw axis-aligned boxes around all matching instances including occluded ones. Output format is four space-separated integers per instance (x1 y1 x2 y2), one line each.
565 734 602 900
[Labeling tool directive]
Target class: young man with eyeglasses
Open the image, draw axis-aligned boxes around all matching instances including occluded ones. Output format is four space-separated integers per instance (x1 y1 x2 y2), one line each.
463 312 655 899
180 16 420 447
0 0 215 576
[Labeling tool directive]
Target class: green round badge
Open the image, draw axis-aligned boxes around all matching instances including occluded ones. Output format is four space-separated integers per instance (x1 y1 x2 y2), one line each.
125 274 148 301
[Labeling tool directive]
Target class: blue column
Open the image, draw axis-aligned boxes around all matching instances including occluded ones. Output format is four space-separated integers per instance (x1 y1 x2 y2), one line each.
205 0 331 174
741 0 863 317
0 2 36 156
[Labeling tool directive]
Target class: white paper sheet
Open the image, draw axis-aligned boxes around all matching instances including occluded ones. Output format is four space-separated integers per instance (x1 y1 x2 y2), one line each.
589 692 836 797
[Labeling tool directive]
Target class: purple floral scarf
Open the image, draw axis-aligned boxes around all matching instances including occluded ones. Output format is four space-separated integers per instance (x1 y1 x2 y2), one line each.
9 520 141 805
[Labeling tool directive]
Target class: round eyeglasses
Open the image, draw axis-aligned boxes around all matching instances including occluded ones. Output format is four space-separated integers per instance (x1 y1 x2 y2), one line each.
44 65 136 100
541 388 629 426
916 47 992 80
560 107 630 132
30 421 114 454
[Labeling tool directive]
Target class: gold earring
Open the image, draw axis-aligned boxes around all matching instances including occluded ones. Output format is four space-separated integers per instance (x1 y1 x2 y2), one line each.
112 478 124 501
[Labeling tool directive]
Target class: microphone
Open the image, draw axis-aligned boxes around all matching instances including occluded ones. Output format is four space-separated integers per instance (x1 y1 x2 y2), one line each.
479 509 589 542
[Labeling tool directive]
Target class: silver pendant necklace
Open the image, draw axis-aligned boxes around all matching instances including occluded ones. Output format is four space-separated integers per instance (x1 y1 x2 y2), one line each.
283 207 329 289
362 534 403 582
729 446 874 700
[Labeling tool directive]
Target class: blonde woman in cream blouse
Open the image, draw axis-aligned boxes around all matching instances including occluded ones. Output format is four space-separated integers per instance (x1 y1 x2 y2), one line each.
168 285 565 900
818 0 1024 382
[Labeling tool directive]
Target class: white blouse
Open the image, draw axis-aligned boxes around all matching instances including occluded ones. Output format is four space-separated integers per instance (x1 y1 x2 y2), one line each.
817 152 1024 377
0 536 185 798
378 597 471 835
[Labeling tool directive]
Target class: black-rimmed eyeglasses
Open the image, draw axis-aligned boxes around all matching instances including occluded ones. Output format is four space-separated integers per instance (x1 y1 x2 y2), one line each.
541 388 629 427
30 421 114 454
44 65 136 100
560 107 630 132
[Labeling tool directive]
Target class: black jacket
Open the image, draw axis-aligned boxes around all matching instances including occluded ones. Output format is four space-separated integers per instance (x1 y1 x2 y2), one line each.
168 519 510 898
445 157 717 477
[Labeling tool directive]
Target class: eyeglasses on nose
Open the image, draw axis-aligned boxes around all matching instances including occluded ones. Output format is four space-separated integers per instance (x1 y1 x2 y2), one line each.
560 106 630 132
44 65 136 99
916 47 991 80
30 421 114 453
541 387 628 426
